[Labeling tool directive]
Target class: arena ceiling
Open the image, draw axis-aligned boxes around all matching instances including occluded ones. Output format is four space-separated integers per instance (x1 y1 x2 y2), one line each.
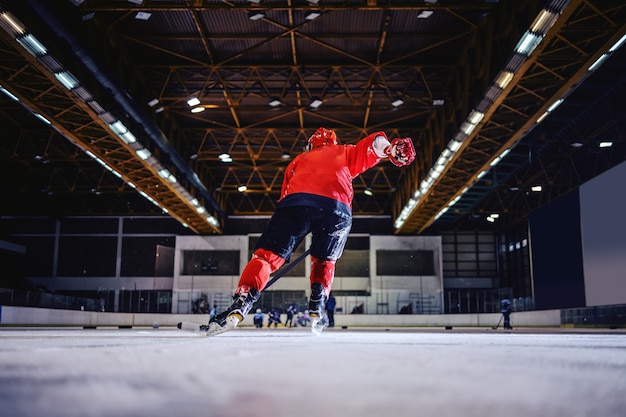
0 0 624 235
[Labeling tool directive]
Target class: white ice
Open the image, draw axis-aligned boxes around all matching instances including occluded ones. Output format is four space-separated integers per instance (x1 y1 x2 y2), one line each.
1 326 625 417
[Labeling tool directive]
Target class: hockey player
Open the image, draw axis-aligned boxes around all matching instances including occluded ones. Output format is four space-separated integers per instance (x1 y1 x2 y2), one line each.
206 127 415 336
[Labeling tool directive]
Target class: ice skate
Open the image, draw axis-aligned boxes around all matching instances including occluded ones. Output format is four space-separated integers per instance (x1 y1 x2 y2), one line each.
309 282 328 336
202 289 260 337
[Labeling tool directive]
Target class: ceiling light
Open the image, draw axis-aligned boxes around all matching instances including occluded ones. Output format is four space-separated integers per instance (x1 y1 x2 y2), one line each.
187 97 201 106
191 106 205 113
136 148 152 160
306 0 320 4
547 98 564 113
495 71 514 89
570 142 583 148
16 34 48 56
417 11 434 19
281 152 291 159
269 97 281 107
391 97 404 107
219 153 232 163
128 0 144 4
305 11 321 21
0 86 19 102
247 0 261 3
310 97 323 109
588 54 609 72
530 9 558 35
515 31 543 56
0 11 26 36
531 185 542 192
237 185 248 192
34 113 50 125
54 71 79 90
364 188 373 196
609 34 626 53
135 12 151 20
148 98 159 107
599 141 613 148
432 99 444 106
248 11 265 21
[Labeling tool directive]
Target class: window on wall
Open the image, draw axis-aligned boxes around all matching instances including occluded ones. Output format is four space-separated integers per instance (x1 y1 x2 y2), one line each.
57 236 117 277
376 250 435 275
336 236 370 277
182 250 240 275
121 237 176 277
441 231 497 278
498 225 532 298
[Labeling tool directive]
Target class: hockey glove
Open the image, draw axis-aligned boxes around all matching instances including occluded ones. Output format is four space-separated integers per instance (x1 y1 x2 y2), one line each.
385 137 415 167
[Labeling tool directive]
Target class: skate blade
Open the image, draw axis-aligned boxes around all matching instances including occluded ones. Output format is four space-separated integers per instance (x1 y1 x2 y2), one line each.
310 318 325 336
204 316 240 337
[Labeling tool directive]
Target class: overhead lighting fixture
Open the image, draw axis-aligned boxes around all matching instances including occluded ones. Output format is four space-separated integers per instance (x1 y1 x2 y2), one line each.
391 97 404 107
364 188 373 196
609 34 626 53
218 153 232 163
148 98 159 107
54 71 79 90
136 148 152 160
417 11 434 19
305 11 321 21
16 34 48 56
269 97 281 107
515 31 543 56
310 97 323 109
128 0 144 4
306 0 320 4
531 185 542 192
34 113 51 125
187 97 201 106
588 54 609 72
495 71 514 89
247 0 261 3
0 11 26 36
432 99 444 106
135 12 151 21
248 11 265 21
0 86 19 102
530 10 558 35
281 152 291 159
237 185 248 192
599 141 613 148
191 106 205 113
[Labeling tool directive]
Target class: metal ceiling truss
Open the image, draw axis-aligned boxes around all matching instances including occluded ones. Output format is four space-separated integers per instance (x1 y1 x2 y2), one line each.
0 23 222 234
397 0 626 234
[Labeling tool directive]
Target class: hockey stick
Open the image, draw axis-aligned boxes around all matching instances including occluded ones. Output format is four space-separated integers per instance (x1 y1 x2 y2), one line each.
492 314 503 330
264 248 311 290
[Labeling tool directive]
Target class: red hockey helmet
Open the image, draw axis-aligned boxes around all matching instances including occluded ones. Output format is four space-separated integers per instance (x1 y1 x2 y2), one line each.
307 127 338 150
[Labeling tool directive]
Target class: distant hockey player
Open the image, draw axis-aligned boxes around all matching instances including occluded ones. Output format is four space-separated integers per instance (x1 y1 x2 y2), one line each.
253 309 264 328
500 298 513 329
206 127 415 336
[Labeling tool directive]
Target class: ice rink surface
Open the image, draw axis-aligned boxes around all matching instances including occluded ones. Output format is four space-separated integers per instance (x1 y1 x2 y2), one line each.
1 326 625 417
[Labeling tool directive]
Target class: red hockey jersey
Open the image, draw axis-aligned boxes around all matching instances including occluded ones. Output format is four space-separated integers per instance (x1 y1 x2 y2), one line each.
280 131 387 208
